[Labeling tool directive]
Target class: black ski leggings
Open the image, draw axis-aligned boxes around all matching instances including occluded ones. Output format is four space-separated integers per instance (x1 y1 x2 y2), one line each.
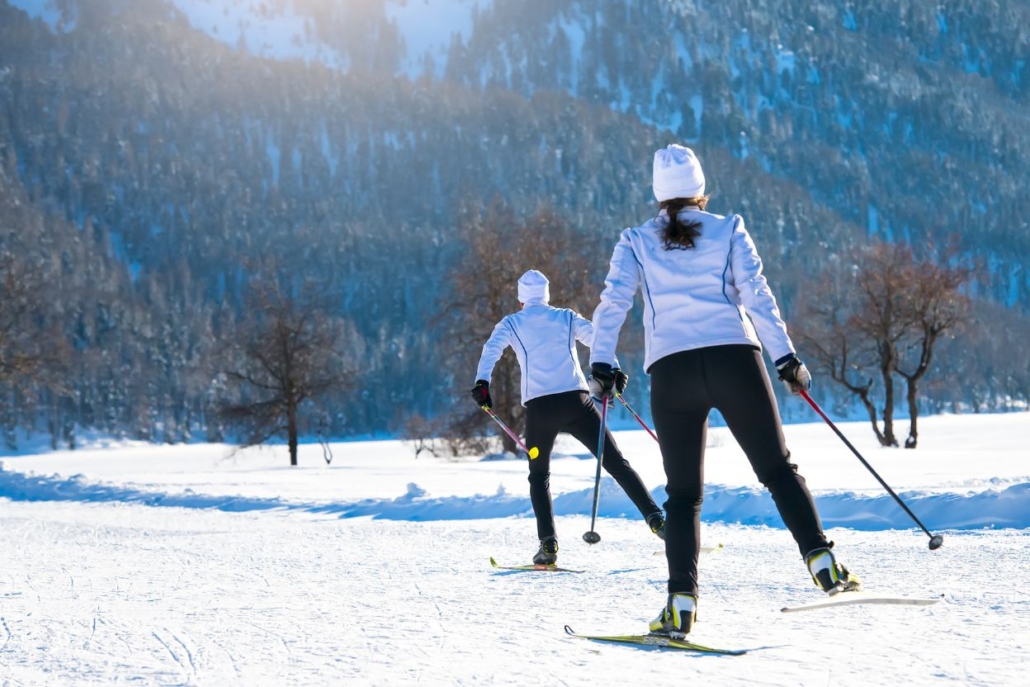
650 345 829 595
524 390 661 541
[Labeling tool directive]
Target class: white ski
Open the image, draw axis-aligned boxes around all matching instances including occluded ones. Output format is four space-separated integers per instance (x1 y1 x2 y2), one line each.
781 592 944 613
652 543 725 556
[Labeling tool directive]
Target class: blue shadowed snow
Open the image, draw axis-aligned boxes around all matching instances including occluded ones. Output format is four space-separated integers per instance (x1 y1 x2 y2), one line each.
2 464 1027 532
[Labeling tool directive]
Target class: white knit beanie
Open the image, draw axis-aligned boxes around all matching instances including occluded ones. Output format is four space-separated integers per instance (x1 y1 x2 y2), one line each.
517 269 550 304
652 144 706 202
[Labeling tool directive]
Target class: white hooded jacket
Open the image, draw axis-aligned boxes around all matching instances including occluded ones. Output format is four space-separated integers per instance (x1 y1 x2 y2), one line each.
589 208 795 372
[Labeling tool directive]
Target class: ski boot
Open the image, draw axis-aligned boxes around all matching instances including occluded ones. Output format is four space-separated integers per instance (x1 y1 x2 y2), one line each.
647 512 666 541
805 546 862 596
533 537 559 565
649 592 697 638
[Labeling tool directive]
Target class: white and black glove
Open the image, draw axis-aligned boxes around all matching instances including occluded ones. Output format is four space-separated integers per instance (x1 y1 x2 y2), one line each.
588 363 617 405
470 380 492 408
775 354 812 395
614 369 629 395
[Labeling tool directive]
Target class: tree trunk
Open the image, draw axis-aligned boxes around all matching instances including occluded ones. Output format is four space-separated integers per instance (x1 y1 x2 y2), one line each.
879 360 898 447
898 331 936 450
287 400 298 466
64 417 76 450
857 387 887 446
905 379 919 448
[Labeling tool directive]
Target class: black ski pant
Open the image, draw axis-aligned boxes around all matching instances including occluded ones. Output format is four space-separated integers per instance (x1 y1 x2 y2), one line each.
649 345 830 596
524 390 661 541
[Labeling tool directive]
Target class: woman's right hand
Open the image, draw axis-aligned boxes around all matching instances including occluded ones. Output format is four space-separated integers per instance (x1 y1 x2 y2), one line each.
588 363 617 400
775 355 812 395
470 380 492 408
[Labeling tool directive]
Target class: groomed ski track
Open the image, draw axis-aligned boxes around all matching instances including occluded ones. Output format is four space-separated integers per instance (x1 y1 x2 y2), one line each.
0 503 1024 686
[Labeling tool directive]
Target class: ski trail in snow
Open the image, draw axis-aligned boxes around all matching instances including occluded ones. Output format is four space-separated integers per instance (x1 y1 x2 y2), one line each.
0 616 11 651
85 611 96 649
0 500 1026 685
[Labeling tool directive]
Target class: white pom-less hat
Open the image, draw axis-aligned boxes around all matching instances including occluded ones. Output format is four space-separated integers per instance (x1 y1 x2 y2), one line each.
652 144 706 202
517 269 550 304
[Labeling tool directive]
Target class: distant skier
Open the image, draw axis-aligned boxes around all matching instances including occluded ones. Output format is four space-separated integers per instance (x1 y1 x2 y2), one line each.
588 145 860 637
471 269 665 565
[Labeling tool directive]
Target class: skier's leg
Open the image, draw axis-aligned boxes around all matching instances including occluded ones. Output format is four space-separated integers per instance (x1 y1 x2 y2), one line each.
524 395 565 541
563 392 661 520
708 345 829 557
649 351 710 596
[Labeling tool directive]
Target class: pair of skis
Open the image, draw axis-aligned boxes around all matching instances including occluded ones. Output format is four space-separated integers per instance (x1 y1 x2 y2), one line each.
566 593 942 655
488 556 747 654
490 555 941 655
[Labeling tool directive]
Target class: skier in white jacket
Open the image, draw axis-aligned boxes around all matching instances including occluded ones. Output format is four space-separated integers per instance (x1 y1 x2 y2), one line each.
589 145 860 638
472 269 664 565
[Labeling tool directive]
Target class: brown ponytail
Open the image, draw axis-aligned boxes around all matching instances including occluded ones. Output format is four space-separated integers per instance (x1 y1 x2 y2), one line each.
659 197 708 250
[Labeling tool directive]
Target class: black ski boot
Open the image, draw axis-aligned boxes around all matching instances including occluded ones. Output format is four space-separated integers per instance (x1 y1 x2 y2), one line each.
647 512 666 540
533 537 559 565
805 546 862 596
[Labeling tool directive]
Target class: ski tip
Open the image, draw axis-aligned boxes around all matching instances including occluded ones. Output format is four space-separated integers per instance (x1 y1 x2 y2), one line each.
564 625 576 636
489 556 499 567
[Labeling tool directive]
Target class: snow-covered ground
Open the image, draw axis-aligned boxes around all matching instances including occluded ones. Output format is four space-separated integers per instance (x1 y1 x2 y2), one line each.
2 413 1029 685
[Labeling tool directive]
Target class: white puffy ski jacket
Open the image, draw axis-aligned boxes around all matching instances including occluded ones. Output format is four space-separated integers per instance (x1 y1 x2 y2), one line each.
475 302 613 405
589 208 796 372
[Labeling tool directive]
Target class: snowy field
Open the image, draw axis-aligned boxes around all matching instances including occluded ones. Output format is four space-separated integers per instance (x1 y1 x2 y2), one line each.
2 413 1029 686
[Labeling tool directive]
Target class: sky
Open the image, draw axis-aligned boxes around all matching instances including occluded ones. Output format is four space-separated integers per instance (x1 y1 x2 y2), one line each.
2 412 1028 685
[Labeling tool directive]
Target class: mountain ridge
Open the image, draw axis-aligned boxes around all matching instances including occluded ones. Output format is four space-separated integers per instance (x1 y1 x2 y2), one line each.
0 0 1026 444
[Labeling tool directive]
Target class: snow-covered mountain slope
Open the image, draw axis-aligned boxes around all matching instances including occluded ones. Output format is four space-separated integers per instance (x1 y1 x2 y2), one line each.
163 0 489 76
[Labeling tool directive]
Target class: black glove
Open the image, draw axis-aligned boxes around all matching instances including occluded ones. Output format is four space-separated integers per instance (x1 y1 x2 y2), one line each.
614 369 629 395
775 354 812 395
470 380 492 408
588 363 616 400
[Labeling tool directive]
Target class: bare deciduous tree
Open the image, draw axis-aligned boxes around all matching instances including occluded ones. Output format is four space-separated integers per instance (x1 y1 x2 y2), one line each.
795 242 970 448
217 274 354 466
399 413 440 459
436 200 605 455
894 256 971 448
0 252 70 392
794 266 888 444
847 243 915 446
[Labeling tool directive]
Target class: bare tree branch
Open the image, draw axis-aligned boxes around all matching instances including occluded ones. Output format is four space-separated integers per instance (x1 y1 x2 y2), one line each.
793 241 971 448
214 269 355 465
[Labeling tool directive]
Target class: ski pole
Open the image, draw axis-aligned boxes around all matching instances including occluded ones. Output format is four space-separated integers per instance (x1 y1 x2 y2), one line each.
481 407 539 459
583 393 608 544
616 393 659 444
799 389 943 550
